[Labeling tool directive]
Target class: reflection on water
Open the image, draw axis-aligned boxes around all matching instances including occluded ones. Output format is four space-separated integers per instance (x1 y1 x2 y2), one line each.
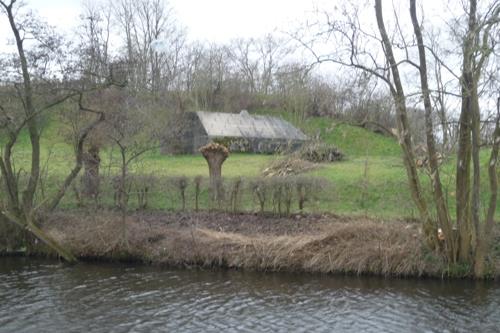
0 257 499 333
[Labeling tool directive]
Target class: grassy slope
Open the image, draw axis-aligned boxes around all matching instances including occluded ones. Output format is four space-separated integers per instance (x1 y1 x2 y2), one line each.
289 113 497 219
5 110 499 219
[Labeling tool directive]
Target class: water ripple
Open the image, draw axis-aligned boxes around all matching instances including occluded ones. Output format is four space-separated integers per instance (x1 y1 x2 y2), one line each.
1 258 499 333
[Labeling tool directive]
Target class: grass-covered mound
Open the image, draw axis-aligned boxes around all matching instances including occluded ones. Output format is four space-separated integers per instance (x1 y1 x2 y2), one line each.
2 110 499 220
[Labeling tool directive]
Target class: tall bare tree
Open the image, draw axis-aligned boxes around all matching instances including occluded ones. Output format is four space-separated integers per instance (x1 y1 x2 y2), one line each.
113 0 185 95
301 0 499 276
0 0 119 262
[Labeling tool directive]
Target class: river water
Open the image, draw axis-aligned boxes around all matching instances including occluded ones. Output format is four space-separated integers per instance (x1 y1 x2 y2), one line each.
1 257 499 333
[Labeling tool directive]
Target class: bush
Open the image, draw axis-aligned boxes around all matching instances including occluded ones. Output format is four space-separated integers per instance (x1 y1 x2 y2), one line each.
62 174 327 216
250 176 326 216
250 178 269 213
299 141 344 162
228 177 243 213
193 176 203 211
169 176 189 211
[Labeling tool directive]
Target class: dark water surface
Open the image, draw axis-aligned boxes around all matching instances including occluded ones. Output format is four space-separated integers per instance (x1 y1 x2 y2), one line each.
1 257 499 333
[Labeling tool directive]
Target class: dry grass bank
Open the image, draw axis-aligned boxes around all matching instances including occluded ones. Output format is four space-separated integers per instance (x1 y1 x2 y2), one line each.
41 211 451 277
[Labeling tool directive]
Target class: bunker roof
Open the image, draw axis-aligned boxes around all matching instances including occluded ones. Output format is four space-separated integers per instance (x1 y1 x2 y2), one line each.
196 110 307 141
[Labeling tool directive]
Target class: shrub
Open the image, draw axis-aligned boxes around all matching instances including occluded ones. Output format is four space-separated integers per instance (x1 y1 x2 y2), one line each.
251 178 269 214
170 176 189 211
131 175 156 210
193 176 203 212
267 177 304 216
228 177 244 213
296 176 321 211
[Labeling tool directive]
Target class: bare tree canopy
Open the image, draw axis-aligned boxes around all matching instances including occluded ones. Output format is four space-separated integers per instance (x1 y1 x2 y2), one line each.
0 0 123 261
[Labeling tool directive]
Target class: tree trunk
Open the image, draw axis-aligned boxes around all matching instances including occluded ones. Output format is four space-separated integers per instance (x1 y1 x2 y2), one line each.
410 0 455 260
470 80 481 255
473 97 499 278
119 148 128 212
82 145 101 201
200 143 229 205
456 0 477 263
0 211 77 263
375 0 437 247
27 219 77 262
4 0 39 214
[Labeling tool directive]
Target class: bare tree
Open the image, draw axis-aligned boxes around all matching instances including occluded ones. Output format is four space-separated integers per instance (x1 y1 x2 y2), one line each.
113 0 185 95
373 0 437 247
0 0 120 262
106 92 161 212
228 38 259 94
274 63 312 122
78 1 112 83
301 0 499 276
457 0 500 275
409 0 455 259
188 43 228 110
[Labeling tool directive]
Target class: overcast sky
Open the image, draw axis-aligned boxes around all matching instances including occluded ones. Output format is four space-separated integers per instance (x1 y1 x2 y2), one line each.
0 0 319 43
1 0 496 112
0 0 461 47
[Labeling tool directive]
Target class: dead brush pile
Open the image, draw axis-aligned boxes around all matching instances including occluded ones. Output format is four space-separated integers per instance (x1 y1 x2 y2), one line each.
44 212 444 277
262 157 317 177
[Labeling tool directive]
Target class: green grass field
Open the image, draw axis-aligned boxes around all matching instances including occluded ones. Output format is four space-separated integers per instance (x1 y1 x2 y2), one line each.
4 110 499 220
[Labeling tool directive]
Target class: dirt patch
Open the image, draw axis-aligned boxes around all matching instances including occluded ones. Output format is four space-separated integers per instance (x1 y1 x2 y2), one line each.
42 210 444 277
149 211 335 235
47 210 340 236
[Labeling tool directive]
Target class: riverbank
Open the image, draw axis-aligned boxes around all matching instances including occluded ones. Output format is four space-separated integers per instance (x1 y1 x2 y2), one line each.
27 210 482 278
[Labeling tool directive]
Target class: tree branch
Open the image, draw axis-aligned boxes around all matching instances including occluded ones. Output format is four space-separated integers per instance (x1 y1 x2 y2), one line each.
44 95 105 211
